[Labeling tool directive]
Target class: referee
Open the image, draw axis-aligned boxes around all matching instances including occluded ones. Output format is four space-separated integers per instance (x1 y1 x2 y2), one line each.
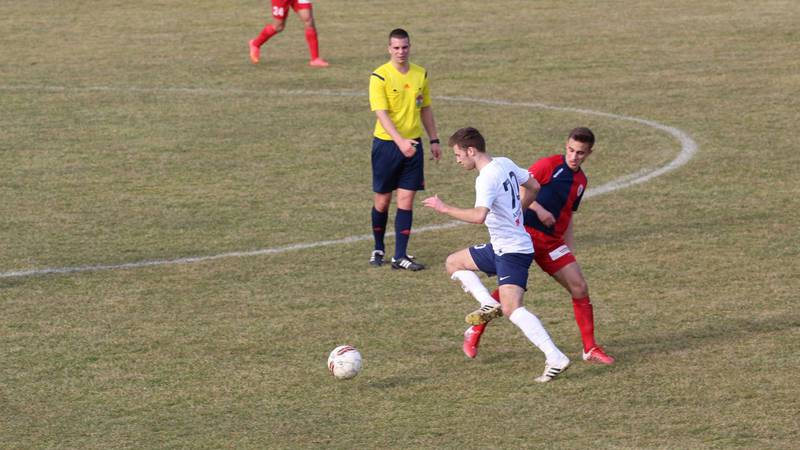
368 28 441 271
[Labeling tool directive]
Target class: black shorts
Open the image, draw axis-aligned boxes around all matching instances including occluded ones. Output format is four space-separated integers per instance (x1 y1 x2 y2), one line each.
371 137 425 193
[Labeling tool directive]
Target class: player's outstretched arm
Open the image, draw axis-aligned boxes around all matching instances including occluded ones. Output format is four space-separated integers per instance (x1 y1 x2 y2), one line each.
423 195 488 224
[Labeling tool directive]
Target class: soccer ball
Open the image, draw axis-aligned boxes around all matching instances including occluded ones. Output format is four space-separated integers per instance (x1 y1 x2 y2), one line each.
327 345 362 379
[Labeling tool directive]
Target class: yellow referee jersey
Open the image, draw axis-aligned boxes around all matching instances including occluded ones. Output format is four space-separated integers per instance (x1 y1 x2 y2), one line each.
369 62 431 140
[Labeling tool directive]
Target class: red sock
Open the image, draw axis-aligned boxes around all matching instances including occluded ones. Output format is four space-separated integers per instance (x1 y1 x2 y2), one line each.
470 323 486 333
572 297 597 352
490 288 500 302
254 24 276 47
304 27 320 60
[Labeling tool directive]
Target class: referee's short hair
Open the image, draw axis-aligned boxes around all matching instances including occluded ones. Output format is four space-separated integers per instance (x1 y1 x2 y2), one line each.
389 28 410 42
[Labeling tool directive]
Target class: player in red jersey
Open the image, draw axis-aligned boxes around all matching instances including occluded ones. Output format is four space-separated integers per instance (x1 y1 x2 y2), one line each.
463 127 615 365
249 0 329 67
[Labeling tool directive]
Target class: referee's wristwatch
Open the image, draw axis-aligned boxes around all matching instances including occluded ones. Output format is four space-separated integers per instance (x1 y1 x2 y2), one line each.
429 138 440 145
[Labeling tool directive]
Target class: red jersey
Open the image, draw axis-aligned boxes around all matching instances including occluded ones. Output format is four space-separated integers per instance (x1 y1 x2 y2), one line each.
523 154 587 240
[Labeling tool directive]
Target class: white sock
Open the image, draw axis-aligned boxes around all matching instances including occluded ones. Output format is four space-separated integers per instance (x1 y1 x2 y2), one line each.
450 270 499 306
509 307 567 363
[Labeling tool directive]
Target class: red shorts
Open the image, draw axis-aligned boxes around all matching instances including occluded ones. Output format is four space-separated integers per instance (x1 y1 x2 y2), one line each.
271 0 312 19
527 227 577 276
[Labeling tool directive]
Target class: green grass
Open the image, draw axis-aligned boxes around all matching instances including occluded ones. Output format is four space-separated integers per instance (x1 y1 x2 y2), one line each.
1 0 799 448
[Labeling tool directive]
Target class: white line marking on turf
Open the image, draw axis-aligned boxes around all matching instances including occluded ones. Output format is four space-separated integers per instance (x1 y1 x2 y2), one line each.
0 86 698 279
0 221 464 279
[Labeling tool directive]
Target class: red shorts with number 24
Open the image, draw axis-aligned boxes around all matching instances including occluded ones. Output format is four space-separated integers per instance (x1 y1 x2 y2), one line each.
271 0 312 19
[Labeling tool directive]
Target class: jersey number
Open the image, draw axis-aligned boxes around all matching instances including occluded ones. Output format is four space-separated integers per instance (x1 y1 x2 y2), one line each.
272 6 285 17
502 172 520 209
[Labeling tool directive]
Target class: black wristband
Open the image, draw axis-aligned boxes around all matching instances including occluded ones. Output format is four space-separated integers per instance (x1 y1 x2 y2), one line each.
429 138 440 145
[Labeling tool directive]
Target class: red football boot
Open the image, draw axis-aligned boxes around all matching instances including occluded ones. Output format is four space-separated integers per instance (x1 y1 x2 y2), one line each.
308 58 329 67
463 324 486 359
582 346 615 365
249 39 261 64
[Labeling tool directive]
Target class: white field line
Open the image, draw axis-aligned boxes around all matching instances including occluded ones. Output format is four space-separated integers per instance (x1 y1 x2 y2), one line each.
0 86 698 279
0 221 464 279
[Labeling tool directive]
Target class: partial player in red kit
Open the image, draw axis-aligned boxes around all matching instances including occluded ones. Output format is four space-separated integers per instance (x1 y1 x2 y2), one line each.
464 127 615 365
249 0 329 67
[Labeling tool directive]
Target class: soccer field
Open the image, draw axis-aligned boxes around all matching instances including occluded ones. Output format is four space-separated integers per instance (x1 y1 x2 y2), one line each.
1 1 798 448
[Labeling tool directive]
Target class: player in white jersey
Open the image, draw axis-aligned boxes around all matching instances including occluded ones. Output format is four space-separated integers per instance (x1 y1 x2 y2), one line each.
423 127 570 382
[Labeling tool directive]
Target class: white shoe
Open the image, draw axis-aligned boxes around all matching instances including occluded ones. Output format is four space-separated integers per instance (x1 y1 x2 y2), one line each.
535 356 570 383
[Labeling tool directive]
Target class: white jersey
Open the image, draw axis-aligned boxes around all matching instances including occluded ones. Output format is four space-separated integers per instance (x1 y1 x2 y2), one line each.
474 157 534 255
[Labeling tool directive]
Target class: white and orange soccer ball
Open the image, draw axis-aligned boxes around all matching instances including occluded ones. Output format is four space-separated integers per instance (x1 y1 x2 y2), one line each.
327 345 362 379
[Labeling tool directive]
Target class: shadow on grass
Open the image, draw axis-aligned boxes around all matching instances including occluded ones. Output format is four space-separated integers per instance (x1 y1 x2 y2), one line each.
611 315 800 360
